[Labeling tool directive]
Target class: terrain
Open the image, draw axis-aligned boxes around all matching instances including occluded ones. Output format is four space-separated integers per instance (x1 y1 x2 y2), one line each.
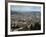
11 11 41 31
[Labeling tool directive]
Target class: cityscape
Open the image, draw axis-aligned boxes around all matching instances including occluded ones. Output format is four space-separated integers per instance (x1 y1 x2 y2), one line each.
11 5 41 31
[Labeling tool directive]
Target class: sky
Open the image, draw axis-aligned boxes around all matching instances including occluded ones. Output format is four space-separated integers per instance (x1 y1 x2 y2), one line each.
11 5 41 12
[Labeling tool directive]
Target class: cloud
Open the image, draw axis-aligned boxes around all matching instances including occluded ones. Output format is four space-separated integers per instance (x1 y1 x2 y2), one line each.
11 5 41 12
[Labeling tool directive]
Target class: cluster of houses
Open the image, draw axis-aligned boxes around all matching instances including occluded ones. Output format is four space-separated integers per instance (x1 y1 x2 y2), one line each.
11 14 41 31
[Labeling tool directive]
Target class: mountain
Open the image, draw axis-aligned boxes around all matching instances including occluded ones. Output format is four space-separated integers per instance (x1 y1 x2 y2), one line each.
11 11 40 16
